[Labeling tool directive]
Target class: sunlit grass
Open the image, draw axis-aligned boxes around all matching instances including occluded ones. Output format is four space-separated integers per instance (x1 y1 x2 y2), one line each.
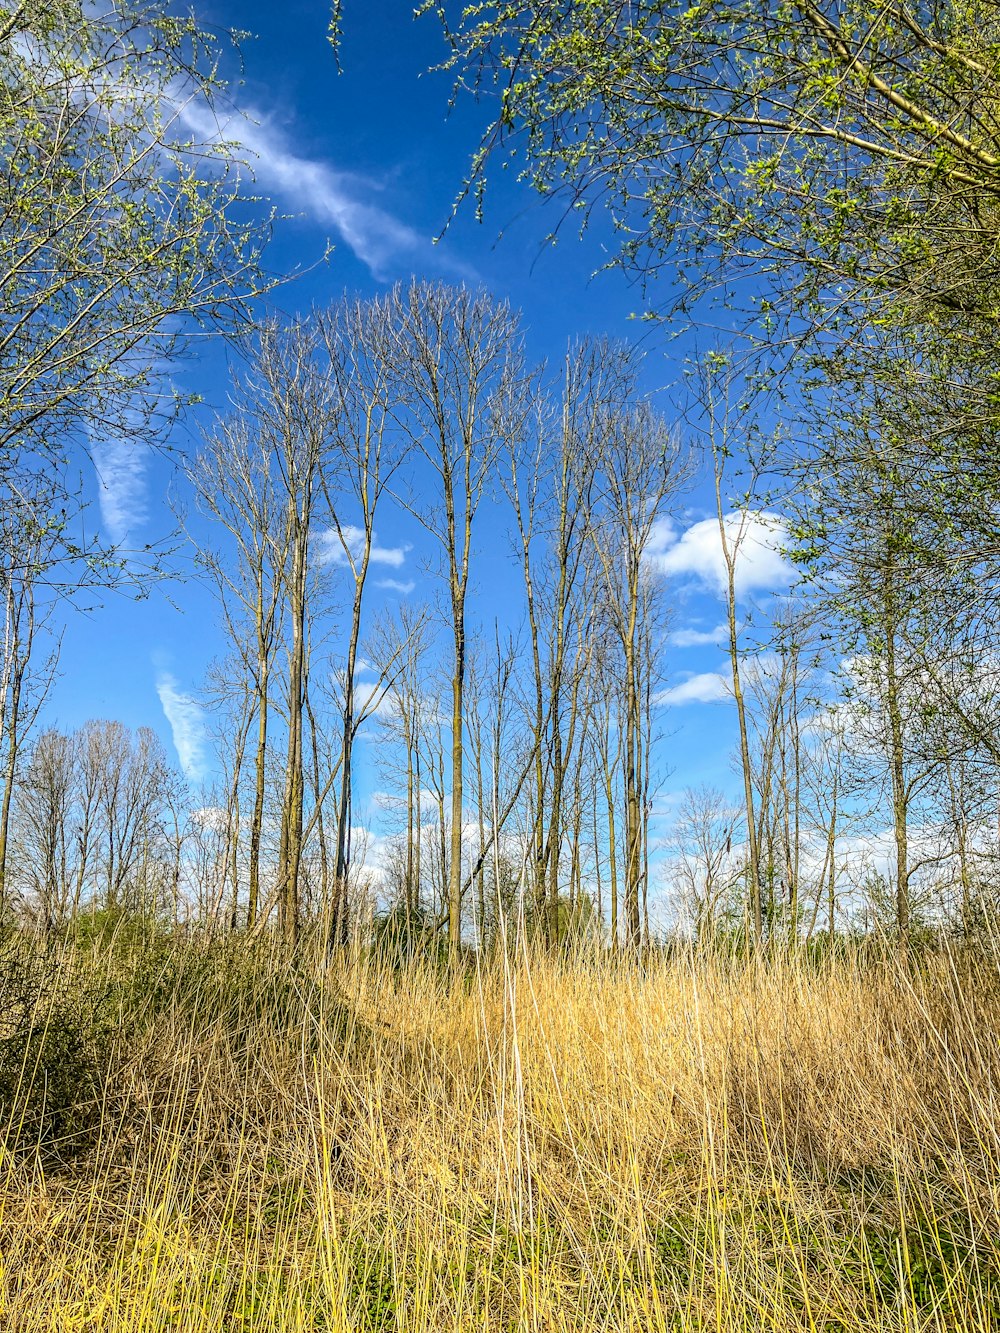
0 930 997 1330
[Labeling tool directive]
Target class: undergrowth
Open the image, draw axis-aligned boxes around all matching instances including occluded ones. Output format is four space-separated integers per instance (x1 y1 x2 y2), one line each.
0 929 997 1330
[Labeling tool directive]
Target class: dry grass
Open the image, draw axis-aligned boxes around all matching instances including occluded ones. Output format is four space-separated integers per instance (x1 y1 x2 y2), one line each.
0 931 998 1331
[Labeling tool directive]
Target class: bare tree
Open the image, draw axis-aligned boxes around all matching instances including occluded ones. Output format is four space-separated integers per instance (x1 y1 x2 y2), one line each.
506 343 610 944
394 283 531 956
669 786 741 945
686 354 782 944
254 322 338 947
369 603 434 927
592 394 689 948
591 635 623 947
316 296 406 947
190 318 341 944
15 728 75 928
185 402 289 929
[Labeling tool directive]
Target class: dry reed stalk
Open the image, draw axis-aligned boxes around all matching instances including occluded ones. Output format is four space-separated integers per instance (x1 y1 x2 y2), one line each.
0 936 996 1330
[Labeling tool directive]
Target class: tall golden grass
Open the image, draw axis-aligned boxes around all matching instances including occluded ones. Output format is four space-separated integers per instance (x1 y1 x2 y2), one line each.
0 931 998 1331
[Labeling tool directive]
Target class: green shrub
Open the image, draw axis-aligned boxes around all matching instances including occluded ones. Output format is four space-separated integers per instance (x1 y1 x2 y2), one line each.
0 942 118 1163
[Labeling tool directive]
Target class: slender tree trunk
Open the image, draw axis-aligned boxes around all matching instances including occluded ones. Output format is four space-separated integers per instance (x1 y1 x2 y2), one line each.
414 731 422 921
332 575 367 949
0 653 24 908
279 529 309 948
448 625 465 957
405 713 415 922
726 578 763 947
593 782 603 927
547 712 564 945
606 748 619 950
306 689 329 925
827 772 839 949
622 631 643 950
474 705 487 946
885 620 910 945
248 678 267 930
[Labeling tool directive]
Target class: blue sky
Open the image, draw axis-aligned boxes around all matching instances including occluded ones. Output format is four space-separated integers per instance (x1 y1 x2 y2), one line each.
43 0 799 873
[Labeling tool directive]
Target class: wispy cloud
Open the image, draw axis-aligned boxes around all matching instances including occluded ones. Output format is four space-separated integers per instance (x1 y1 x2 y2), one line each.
647 511 795 597
156 672 208 783
47 37 445 280
91 436 149 547
377 577 416 595
317 525 410 569
173 98 454 281
657 669 732 706
669 622 729 648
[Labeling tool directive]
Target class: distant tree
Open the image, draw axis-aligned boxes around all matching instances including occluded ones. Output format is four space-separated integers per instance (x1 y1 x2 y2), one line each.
369 603 434 929
239 320 340 947
507 341 629 945
185 377 289 931
668 786 741 945
15 727 75 927
315 297 407 948
687 353 774 944
591 395 688 948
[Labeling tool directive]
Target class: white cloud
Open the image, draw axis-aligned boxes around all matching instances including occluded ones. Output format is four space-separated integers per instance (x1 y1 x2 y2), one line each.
317 525 409 570
355 678 398 720
648 510 795 597
669 622 729 648
328 665 398 721
173 99 435 280
190 805 228 832
91 436 149 546
656 669 732 706
377 577 416 595
156 672 208 783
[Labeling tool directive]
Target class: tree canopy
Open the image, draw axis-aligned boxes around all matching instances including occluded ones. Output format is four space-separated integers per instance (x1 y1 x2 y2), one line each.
0 0 272 573
434 1 1000 338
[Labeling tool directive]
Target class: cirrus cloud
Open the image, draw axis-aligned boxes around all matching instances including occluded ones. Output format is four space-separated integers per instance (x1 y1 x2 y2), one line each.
156 672 208 783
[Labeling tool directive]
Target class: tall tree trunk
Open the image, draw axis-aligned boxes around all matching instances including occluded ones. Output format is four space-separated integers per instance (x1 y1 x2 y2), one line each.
885 619 910 946
0 650 24 909
448 626 465 958
248 678 268 930
279 530 309 948
605 744 619 949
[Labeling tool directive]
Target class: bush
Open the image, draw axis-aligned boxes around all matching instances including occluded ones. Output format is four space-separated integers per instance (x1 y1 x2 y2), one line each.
0 940 118 1163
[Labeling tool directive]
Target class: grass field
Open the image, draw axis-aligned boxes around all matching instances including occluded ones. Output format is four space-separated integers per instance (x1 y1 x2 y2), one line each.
0 928 998 1331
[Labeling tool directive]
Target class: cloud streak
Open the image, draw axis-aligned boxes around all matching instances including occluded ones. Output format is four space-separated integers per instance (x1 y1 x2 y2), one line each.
91 435 149 547
156 672 209 783
669 623 729 648
377 577 416 595
317 525 410 570
174 98 449 280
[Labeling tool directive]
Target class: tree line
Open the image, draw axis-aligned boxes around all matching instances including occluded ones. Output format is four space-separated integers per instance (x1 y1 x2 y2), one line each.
180 288 688 955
